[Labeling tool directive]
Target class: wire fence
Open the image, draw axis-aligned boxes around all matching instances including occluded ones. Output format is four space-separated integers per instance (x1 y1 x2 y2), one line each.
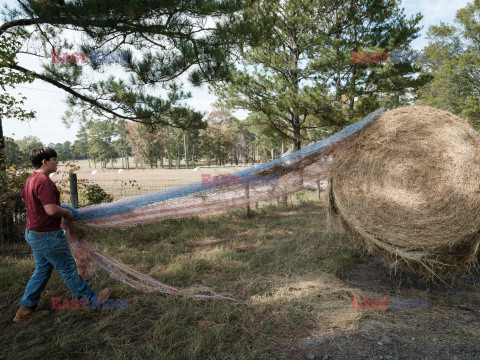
2 175 325 243
56 179 195 204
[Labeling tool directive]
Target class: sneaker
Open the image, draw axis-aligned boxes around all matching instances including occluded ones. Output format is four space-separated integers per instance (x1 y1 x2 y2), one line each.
13 305 48 323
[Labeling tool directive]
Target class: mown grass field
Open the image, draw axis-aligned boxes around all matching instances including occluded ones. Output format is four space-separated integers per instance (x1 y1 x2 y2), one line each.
1 194 367 359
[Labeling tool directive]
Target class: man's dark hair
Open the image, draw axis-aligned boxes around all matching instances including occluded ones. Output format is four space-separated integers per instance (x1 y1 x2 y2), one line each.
30 147 57 169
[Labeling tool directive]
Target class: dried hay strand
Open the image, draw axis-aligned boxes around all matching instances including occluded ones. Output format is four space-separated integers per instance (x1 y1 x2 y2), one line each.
327 106 480 276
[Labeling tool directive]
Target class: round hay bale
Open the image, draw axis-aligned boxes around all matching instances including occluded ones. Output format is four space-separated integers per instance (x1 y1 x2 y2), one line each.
328 106 480 275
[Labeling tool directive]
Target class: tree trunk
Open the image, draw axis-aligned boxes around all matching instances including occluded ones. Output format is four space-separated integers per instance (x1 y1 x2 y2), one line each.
192 144 195 168
349 9 358 119
184 134 189 169
293 116 302 151
0 114 6 243
167 130 172 169
176 136 180 169
292 29 302 151
0 114 6 173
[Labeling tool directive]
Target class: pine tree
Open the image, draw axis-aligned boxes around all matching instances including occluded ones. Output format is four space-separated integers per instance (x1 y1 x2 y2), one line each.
1 0 253 128
214 0 426 150
417 0 480 125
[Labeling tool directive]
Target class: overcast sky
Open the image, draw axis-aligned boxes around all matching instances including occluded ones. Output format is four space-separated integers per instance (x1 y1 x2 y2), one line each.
1 0 472 145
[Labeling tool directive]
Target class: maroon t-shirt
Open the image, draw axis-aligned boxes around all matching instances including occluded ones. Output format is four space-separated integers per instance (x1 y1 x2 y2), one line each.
21 171 61 231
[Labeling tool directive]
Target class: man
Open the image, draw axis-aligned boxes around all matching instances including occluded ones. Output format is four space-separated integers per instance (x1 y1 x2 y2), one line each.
14 147 110 323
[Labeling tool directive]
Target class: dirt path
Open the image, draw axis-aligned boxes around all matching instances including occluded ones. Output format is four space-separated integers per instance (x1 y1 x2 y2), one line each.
283 256 480 360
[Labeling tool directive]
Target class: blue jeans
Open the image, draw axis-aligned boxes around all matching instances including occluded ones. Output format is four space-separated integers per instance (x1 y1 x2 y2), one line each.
19 229 98 309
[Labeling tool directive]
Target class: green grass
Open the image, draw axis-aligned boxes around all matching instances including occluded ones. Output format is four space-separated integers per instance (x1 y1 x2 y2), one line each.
1 196 365 360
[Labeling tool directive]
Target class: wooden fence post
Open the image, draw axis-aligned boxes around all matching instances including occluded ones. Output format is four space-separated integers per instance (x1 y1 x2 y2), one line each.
69 173 79 208
246 183 252 217
317 180 321 200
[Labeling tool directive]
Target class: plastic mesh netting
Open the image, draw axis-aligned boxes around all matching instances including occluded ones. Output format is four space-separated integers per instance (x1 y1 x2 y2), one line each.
62 108 386 300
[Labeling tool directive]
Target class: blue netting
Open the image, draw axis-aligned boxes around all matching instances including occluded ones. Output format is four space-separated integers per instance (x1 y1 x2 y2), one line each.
77 108 386 222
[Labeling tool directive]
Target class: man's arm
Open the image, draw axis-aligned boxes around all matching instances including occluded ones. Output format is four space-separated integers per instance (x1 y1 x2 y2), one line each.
44 204 73 219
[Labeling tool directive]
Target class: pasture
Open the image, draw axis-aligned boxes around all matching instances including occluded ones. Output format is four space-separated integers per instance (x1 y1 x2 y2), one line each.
2 195 480 359
53 159 256 202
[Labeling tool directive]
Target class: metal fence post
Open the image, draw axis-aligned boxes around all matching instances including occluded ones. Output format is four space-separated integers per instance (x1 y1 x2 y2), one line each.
69 173 79 208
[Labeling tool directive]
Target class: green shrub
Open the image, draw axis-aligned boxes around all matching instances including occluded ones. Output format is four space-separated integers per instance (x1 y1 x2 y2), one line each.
79 184 113 206
0 164 30 242
295 189 308 205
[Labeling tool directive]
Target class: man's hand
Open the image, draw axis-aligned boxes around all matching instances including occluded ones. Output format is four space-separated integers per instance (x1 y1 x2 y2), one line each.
64 209 73 219
60 204 79 221
44 204 73 219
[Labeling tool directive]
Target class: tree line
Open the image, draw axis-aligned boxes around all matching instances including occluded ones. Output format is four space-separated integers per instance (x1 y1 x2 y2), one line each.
1 0 480 171
7 107 297 169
